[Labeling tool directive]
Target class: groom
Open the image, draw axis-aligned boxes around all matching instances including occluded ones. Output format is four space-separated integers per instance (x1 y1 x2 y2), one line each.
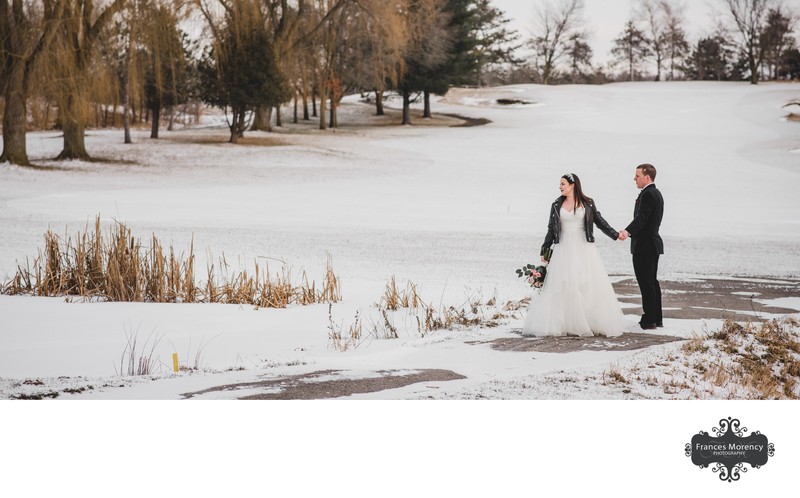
619 164 664 330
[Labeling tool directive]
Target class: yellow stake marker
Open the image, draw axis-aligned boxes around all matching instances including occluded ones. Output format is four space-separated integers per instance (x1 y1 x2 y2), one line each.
172 353 179 373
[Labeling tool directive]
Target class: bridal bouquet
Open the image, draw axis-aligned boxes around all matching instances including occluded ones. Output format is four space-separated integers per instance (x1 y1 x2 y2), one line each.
515 248 551 289
515 263 547 288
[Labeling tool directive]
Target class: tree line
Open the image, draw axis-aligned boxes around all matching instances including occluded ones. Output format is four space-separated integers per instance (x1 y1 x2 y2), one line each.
1 0 798 167
0 0 517 165
515 0 799 85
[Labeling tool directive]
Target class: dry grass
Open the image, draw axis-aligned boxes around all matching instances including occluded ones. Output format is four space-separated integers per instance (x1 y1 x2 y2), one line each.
681 318 800 399
327 304 363 351
1 217 341 308
598 318 800 399
379 275 421 310
373 277 506 338
116 324 164 376
603 365 628 384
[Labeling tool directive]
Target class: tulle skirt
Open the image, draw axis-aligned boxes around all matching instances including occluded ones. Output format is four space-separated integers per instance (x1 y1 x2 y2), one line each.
522 229 626 337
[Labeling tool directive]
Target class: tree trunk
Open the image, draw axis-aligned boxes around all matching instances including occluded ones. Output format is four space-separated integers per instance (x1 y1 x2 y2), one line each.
423 91 431 118
44 101 52 129
57 94 90 160
543 60 551 85
122 69 132 144
229 108 242 144
150 105 160 139
167 105 175 131
293 92 298 124
58 123 89 160
328 100 336 128
0 62 31 166
251 106 271 131
375 89 384 116
749 47 759 84
319 84 328 130
402 90 412 125
629 53 635 82
302 87 309 120
312 86 318 118
275 105 283 127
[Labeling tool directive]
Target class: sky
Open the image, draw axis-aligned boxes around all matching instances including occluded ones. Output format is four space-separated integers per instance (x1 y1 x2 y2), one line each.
491 0 800 67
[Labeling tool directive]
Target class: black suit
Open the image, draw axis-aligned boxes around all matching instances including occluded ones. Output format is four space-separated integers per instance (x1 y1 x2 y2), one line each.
625 184 664 326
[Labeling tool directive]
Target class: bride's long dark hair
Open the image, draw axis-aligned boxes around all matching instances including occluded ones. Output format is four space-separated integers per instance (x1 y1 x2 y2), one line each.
562 173 592 213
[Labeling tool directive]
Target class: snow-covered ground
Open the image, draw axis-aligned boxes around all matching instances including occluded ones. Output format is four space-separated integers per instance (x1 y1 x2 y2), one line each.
1 81 799 402
3 81 800 496
0 83 800 398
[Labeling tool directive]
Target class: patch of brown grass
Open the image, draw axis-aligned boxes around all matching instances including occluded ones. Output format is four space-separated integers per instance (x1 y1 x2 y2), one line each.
1 217 341 308
702 318 800 399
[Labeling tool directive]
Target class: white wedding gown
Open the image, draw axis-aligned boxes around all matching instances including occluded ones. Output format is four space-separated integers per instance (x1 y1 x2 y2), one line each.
522 206 626 337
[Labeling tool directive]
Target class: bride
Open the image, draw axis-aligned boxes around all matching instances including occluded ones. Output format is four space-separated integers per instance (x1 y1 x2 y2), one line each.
522 173 626 337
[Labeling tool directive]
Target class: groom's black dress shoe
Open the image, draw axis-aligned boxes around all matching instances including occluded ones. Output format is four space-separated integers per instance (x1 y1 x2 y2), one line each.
656 322 664 328
640 323 658 330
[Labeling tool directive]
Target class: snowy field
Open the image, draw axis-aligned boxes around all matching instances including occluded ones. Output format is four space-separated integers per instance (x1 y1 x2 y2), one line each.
1 81 799 402
3 81 800 496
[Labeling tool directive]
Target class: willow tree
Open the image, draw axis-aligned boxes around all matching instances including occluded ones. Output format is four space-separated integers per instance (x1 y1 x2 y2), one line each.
350 0 409 116
48 0 126 160
143 1 187 139
0 0 63 165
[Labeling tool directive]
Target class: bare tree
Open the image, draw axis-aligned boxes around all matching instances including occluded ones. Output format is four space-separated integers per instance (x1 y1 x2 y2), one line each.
722 0 773 84
529 0 585 85
0 0 64 165
660 0 690 80
638 0 667 80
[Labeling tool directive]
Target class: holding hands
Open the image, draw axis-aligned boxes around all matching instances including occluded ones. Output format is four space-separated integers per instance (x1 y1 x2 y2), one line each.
618 230 629 241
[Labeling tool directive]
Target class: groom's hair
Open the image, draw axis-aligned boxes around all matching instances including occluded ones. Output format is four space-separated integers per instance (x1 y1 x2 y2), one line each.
637 163 657 181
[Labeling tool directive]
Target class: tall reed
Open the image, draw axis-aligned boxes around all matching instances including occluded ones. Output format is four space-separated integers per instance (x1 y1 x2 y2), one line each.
1 217 341 308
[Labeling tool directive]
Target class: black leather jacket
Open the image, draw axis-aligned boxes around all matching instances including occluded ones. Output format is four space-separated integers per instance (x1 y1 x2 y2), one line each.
541 196 619 256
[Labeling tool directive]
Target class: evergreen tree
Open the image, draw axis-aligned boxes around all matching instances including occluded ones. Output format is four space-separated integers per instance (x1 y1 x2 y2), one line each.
685 35 736 80
566 32 593 82
760 7 795 80
611 20 652 81
198 2 290 143
780 48 800 79
397 0 450 124
472 0 521 87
